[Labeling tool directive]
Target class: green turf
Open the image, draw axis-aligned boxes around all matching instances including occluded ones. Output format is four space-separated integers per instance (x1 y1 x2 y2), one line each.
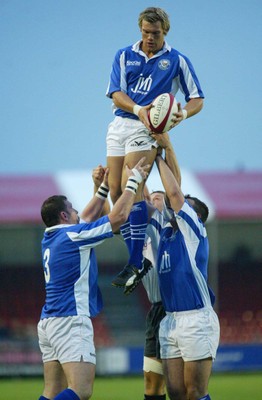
1 373 262 400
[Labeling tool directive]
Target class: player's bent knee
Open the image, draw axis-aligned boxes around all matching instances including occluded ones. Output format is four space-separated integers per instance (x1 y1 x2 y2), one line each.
143 356 163 375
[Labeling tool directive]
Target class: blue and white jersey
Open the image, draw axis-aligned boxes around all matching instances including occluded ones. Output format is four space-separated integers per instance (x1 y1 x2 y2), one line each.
106 40 204 119
151 201 215 312
40 216 113 319
142 209 163 303
142 209 164 304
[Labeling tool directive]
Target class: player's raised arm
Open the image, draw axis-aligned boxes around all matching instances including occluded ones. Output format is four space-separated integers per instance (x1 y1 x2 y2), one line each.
152 132 181 187
81 167 110 222
92 165 111 216
155 154 184 214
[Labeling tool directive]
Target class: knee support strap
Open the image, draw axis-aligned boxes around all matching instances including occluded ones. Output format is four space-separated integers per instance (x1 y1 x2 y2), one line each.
143 356 163 375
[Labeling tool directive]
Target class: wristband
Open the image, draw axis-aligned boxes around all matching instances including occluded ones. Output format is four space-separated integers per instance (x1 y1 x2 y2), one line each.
95 183 109 200
133 104 142 116
125 177 140 195
182 109 188 120
131 167 143 183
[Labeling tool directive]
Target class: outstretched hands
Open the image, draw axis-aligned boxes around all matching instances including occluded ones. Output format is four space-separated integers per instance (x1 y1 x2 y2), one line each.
125 157 150 182
138 101 185 133
92 165 109 188
150 131 171 150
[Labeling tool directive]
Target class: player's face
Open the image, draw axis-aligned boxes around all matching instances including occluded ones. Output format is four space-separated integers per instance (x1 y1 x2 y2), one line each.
150 192 165 212
140 20 165 56
64 200 80 224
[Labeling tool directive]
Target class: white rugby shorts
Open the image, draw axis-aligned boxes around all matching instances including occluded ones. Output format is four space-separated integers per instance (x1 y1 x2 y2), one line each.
159 307 220 362
106 116 158 156
37 315 96 364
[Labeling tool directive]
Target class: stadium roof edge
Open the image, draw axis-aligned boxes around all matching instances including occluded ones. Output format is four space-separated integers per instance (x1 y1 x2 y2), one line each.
0 169 261 223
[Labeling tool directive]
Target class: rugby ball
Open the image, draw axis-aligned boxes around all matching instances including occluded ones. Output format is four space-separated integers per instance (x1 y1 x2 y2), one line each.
148 93 178 133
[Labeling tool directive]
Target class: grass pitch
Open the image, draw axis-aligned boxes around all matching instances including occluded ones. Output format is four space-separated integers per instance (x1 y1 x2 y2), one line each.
1 372 262 400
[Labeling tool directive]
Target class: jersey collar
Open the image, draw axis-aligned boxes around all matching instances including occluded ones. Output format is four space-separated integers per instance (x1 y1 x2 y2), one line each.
45 223 73 232
132 40 171 58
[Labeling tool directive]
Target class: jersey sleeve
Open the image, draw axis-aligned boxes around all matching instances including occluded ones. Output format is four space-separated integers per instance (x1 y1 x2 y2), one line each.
106 49 125 98
66 215 113 248
176 53 204 102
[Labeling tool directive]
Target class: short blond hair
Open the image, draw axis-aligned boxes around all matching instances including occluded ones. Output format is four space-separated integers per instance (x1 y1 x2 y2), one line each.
138 7 170 35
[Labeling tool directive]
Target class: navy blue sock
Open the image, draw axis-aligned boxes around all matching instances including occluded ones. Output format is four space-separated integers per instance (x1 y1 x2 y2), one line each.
53 388 80 400
198 395 211 400
128 200 148 268
38 396 49 400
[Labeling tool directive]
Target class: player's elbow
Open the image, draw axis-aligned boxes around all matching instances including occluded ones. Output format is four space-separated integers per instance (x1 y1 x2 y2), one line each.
108 210 129 231
198 98 204 111
195 97 204 113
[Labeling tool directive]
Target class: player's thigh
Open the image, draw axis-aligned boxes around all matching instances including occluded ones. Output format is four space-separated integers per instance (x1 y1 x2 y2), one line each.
107 156 125 203
62 361 96 398
43 360 67 398
184 358 212 396
162 358 186 398
122 148 157 189
124 148 157 169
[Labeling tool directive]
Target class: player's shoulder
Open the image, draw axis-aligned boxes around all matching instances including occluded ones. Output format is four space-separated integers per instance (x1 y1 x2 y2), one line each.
115 43 134 55
179 201 207 235
166 42 190 61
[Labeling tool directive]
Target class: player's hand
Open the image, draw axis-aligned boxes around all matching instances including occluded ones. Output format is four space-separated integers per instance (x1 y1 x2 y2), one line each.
151 132 171 150
92 165 106 188
169 102 185 128
137 104 152 131
102 167 109 187
126 157 150 181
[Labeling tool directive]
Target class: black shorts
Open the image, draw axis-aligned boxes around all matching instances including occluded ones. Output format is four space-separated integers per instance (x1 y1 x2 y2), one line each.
144 302 166 359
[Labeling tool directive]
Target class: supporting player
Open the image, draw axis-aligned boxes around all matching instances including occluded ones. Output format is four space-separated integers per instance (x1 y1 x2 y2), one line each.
37 159 149 400
141 190 167 400
149 135 220 400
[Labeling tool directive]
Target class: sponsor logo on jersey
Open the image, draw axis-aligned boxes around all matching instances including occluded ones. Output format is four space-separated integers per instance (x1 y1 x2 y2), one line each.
131 74 152 95
159 251 171 274
127 60 141 66
158 59 170 70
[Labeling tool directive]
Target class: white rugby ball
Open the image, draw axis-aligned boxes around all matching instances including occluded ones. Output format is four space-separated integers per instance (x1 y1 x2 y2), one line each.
148 93 178 133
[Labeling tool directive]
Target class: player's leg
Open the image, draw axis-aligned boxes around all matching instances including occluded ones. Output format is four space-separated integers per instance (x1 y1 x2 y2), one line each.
107 155 125 204
111 148 156 288
41 316 96 400
143 303 167 400
162 358 186 400
144 357 166 399
159 314 187 400
179 308 219 399
106 116 126 205
37 319 67 399
184 358 213 400
107 154 133 255
55 360 96 400
38 360 67 399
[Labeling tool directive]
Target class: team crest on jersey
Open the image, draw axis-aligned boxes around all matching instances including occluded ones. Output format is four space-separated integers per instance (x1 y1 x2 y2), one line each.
158 59 170 70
